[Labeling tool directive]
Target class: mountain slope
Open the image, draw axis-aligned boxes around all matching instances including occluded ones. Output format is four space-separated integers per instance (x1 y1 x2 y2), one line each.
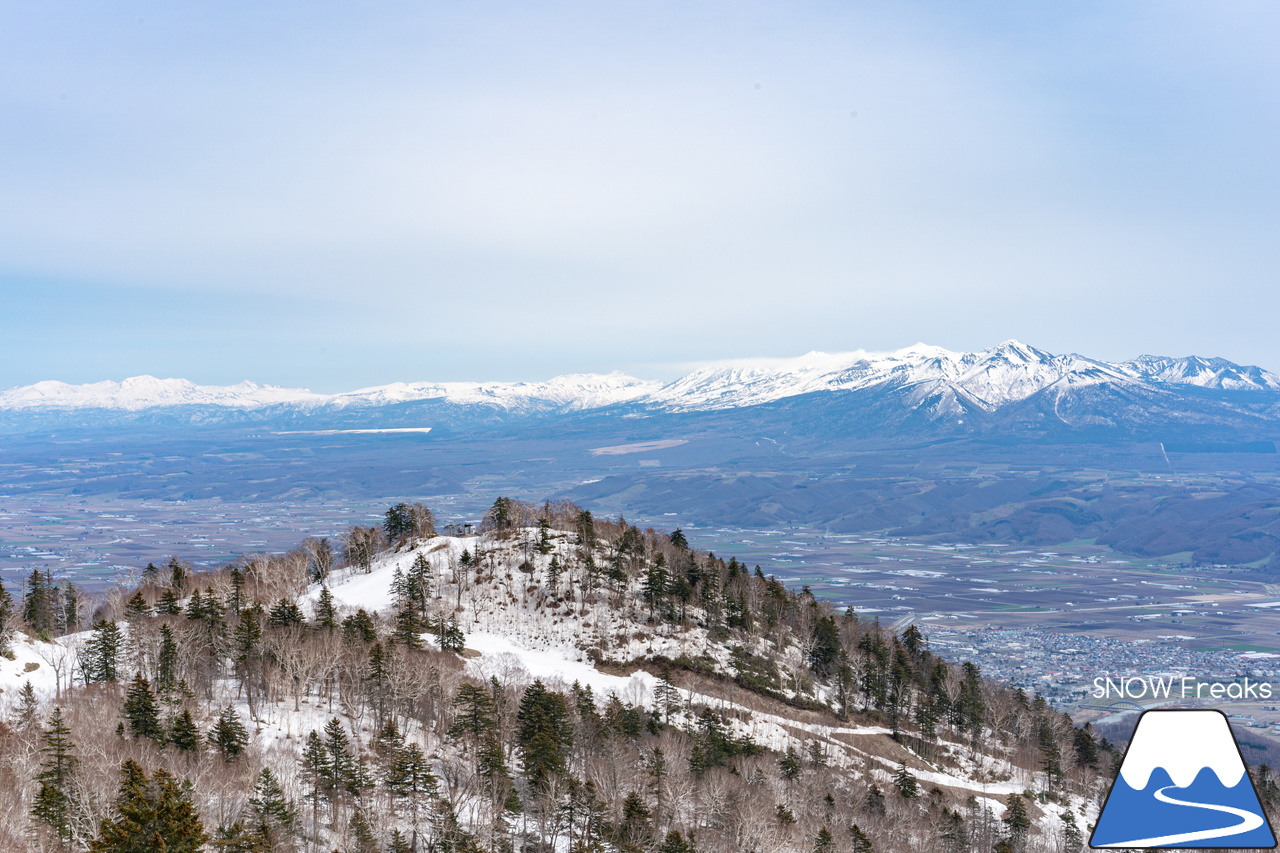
0 504 1111 852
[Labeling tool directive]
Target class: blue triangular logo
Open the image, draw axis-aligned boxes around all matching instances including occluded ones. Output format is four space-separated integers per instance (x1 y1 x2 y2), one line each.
1091 709 1277 848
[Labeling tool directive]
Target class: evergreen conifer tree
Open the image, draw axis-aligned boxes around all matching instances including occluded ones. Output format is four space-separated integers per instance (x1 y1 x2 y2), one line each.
88 760 209 853
122 674 164 743
449 683 497 749
1002 794 1031 851
156 588 182 616
778 746 802 781
315 586 337 631
387 829 413 853
60 581 81 632
267 598 304 628
248 767 297 831
167 556 187 593
392 605 424 649
32 707 79 845
657 830 697 853
156 624 179 692
83 620 123 683
168 709 201 753
123 591 151 620
14 678 40 729
348 810 378 853
516 680 573 789
894 763 918 799
434 614 465 653
209 705 249 761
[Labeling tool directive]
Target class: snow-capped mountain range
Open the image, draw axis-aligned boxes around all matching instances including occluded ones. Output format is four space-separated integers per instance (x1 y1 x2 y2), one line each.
5 340 1278 415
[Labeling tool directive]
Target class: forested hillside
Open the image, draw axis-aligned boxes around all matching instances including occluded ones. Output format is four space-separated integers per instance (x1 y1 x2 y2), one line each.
0 499 1168 851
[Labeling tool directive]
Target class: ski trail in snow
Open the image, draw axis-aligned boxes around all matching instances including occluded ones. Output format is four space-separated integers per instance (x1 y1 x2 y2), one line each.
1097 785 1264 847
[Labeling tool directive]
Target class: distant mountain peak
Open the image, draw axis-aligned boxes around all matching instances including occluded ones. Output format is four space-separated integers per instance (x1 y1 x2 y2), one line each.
3 344 1277 426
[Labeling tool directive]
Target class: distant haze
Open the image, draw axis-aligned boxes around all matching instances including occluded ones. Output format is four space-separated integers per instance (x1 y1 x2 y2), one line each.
3 2 1279 389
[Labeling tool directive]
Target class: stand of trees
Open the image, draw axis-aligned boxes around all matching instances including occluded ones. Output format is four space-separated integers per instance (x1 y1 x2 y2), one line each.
0 499 1120 852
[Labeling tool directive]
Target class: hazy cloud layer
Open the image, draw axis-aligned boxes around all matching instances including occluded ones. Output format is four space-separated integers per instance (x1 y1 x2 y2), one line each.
3 1 1278 389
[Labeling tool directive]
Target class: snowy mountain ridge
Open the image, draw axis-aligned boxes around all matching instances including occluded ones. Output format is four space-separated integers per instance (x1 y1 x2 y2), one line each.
3 340 1277 416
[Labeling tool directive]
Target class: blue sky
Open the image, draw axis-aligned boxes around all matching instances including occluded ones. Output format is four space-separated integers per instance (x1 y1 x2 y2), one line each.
3 1 1279 390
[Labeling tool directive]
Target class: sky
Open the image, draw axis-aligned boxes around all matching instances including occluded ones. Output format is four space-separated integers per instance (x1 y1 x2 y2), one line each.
2 1 1279 391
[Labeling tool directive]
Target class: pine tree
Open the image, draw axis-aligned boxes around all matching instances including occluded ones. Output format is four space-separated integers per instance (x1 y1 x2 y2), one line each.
24 568 57 635
956 661 985 731
808 614 843 678
654 674 681 722
894 762 918 799
122 674 164 743
481 731 521 813
318 717 369 796
387 829 413 853
14 679 40 729
615 791 653 852
168 708 201 752
212 821 272 852
267 598 305 628
387 741 438 820
123 591 151 620
315 586 337 630
516 680 573 789
342 609 377 643
488 497 513 535
1002 794 1031 851
384 502 415 541
228 566 245 615
814 826 834 852
156 588 182 616
642 560 670 615
1061 811 1083 853
778 746 802 780
156 624 179 692
168 556 188 593
248 767 297 831
392 605 424 649
1073 723 1099 769
449 683 497 748
32 707 79 844
408 552 433 615
60 581 81 632
849 824 874 853
434 613 465 653
83 620 123 683
88 760 209 853
348 810 378 853
657 830 697 853
209 705 249 761
300 730 331 826
391 566 410 608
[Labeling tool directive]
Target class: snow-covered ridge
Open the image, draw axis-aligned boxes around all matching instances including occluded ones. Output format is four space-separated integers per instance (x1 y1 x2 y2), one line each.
640 340 1280 412
0 376 327 411
0 370 660 412
3 342 1276 413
